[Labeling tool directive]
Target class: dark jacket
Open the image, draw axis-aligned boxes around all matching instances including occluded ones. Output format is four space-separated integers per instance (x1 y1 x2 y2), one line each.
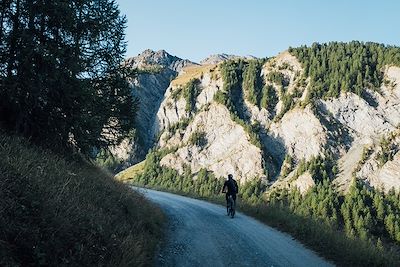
223 179 239 195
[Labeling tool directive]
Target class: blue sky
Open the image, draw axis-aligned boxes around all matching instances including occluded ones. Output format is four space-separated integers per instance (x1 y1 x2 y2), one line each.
116 0 400 62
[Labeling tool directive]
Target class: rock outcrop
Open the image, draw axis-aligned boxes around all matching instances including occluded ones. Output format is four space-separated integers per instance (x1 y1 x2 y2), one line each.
111 50 197 165
266 106 327 162
200 54 257 65
327 66 400 192
118 48 400 193
160 103 265 182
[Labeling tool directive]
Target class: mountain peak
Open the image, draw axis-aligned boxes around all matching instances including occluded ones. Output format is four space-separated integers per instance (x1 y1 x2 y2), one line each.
125 49 197 72
200 54 258 65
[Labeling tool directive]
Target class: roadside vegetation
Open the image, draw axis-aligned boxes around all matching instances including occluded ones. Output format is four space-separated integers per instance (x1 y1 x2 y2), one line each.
124 148 400 266
0 132 164 266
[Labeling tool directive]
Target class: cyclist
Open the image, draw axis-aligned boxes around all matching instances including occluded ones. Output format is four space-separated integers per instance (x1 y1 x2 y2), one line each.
221 174 239 214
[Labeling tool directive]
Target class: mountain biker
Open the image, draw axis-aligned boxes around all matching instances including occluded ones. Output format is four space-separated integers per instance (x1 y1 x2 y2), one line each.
221 174 239 214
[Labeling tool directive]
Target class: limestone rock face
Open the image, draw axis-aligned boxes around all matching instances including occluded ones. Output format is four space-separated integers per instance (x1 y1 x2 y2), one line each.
156 70 222 135
125 49 197 72
354 133 400 193
160 104 265 183
112 50 196 164
322 93 395 138
376 151 400 191
200 54 257 65
266 107 327 162
293 172 315 195
261 51 307 115
328 66 400 192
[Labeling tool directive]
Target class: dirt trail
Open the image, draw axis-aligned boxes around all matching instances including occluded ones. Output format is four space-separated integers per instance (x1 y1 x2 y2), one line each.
135 187 334 267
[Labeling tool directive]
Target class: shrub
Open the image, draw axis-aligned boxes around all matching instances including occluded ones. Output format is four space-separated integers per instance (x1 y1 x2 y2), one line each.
188 131 207 148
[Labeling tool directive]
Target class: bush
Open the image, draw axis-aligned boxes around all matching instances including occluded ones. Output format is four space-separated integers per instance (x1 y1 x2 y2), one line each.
188 131 207 148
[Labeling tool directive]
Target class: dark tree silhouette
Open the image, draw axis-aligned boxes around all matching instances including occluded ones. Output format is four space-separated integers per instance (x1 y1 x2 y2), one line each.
0 0 135 155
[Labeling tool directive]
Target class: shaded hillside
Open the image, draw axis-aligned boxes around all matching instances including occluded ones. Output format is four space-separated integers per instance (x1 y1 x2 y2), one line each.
0 132 163 266
108 50 197 167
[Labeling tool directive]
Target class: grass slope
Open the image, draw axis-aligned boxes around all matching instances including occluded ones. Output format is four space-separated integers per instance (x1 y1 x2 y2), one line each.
171 64 216 86
116 161 145 182
0 132 164 266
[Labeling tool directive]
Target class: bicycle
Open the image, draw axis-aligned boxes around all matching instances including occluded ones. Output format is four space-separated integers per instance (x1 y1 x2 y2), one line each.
227 195 235 218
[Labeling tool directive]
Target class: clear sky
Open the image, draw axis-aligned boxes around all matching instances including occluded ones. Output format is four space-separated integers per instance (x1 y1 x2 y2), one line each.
116 0 400 62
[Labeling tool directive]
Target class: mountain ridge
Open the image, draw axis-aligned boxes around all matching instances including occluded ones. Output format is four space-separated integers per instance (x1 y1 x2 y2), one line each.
116 42 400 194
115 42 400 259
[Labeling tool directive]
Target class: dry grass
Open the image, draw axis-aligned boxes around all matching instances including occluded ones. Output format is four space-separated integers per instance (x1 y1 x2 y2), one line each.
171 64 217 86
0 132 164 267
115 161 145 182
132 178 400 267
240 203 400 267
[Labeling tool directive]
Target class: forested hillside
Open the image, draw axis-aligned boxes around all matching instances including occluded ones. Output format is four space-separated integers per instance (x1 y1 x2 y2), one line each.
289 42 400 100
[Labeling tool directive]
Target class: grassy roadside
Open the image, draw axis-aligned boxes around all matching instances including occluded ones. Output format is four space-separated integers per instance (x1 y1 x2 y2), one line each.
126 181 400 267
240 202 400 267
0 132 164 266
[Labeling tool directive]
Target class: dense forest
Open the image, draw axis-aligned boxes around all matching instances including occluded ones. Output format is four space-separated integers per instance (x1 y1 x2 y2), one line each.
289 41 400 102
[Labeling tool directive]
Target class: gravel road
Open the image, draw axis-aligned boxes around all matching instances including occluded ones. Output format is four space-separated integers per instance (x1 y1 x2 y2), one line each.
135 187 334 267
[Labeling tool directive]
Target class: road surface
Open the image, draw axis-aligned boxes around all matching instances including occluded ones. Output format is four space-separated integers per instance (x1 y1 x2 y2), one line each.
135 188 334 267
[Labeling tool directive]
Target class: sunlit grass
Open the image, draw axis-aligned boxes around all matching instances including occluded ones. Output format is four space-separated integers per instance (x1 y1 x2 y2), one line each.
171 64 217 86
115 160 145 181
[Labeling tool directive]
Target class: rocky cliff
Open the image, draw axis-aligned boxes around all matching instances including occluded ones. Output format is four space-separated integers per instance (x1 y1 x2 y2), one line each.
110 50 196 165
120 45 400 194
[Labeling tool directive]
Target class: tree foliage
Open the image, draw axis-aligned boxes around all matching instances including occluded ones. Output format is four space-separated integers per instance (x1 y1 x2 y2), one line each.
134 149 224 197
242 60 263 106
188 130 207 148
0 0 135 155
260 84 278 113
270 179 400 247
289 41 400 102
183 78 201 114
214 60 263 148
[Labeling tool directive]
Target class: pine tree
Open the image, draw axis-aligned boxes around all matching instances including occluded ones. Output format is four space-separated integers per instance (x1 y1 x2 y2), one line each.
0 0 135 155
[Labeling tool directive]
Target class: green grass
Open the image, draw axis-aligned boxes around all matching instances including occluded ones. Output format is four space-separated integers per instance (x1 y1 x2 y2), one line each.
0 132 164 266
